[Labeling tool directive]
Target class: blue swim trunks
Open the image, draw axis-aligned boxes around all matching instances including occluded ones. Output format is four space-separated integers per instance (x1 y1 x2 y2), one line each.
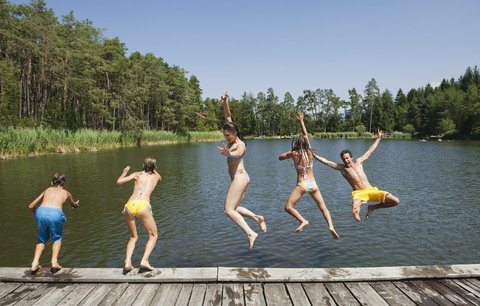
35 206 66 244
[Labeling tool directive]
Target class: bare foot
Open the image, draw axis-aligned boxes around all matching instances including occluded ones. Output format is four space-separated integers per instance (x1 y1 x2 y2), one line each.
248 232 258 249
352 203 361 222
139 261 154 272
123 261 134 274
30 264 41 275
366 205 375 220
295 220 310 233
329 227 340 240
255 215 267 233
50 263 62 274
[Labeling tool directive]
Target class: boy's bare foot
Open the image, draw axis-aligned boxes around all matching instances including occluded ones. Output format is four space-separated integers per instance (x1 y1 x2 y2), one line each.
50 264 62 274
352 202 361 222
329 227 340 240
30 264 42 275
248 232 258 249
366 205 375 220
295 220 310 233
255 215 267 233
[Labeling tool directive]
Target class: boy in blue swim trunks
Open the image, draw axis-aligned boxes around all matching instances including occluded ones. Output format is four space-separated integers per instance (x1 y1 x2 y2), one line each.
314 130 400 222
28 173 80 274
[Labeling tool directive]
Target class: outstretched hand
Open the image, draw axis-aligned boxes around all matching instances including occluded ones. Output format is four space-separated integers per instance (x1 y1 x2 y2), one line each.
122 166 130 174
72 200 80 208
377 129 384 138
221 91 229 102
296 112 304 122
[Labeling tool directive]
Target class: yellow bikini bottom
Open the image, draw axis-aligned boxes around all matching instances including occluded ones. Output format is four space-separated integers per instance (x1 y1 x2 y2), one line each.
124 200 150 216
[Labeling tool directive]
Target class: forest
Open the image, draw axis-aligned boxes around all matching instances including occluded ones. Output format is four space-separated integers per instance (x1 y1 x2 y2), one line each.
1 0 479 140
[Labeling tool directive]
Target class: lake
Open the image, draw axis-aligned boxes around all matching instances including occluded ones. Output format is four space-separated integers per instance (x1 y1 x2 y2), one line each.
0 139 479 268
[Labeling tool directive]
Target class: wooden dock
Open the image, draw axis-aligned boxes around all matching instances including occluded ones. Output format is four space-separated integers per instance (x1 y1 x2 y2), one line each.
0 264 479 305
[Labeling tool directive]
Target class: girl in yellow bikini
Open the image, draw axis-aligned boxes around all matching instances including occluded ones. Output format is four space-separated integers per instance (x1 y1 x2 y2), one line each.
219 91 266 249
116 157 162 273
278 112 339 239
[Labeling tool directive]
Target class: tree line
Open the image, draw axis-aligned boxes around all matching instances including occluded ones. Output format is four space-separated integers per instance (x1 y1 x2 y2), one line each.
1 0 479 139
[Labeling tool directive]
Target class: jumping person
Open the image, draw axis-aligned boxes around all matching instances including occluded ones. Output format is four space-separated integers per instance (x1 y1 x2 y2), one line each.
314 130 400 221
219 91 266 249
28 173 80 274
279 112 339 239
116 157 161 273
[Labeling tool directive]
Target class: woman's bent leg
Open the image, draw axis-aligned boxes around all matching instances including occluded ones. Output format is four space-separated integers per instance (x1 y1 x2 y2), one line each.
285 187 309 233
311 190 339 239
124 210 138 270
224 176 258 248
138 208 158 270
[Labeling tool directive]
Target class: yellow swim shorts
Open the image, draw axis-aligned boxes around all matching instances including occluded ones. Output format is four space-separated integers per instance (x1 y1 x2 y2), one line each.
124 200 150 217
352 186 387 204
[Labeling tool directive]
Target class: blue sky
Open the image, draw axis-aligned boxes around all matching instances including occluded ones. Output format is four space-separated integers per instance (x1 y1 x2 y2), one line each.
10 0 480 100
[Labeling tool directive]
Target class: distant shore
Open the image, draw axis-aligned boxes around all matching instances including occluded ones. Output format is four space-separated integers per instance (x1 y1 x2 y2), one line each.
0 127 412 160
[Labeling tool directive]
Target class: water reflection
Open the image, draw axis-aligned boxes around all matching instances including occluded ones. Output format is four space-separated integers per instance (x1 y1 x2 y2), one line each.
0 139 479 268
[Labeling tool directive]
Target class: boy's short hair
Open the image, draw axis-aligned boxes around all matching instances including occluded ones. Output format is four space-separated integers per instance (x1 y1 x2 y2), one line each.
143 157 157 173
340 149 352 158
51 173 66 187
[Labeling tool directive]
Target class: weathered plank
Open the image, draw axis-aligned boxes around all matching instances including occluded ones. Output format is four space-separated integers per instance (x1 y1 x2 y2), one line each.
369 281 416 306
453 279 480 297
57 283 96 306
188 283 207 306
0 282 21 299
442 279 480 305
132 283 160 306
175 283 194 306
114 283 144 305
345 282 389 306
285 283 310 306
424 280 472 306
0 283 41 306
31 283 76 306
393 281 438 306
151 283 183 305
324 282 360 305
243 283 266 306
11 283 55 306
223 283 244 306
263 283 292 306
97 282 129 305
466 278 480 290
409 280 456 306
203 283 223 306
79 283 117 306
302 283 335 306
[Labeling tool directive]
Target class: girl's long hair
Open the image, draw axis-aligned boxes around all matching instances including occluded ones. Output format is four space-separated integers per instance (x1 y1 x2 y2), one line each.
291 136 312 167
223 122 246 145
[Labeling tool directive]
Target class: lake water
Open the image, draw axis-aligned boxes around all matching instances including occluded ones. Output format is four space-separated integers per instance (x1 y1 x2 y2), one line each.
0 139 479 268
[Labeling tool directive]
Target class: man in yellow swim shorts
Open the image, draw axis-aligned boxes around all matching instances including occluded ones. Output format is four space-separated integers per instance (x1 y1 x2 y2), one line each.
314 130 400 222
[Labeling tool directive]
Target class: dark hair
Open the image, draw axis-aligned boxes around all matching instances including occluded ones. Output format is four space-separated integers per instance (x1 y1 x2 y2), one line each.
291 135 312 166
51 173 66 187
340 149 352 158
143 157 157 174
223 122 246 144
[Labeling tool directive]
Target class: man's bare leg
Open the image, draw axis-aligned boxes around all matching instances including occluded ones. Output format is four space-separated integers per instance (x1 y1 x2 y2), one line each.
352 200 362 222
366 194 400 220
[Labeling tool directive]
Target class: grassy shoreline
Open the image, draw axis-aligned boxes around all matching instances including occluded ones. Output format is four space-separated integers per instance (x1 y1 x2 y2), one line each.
0 127 224 160
0 127 412 160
